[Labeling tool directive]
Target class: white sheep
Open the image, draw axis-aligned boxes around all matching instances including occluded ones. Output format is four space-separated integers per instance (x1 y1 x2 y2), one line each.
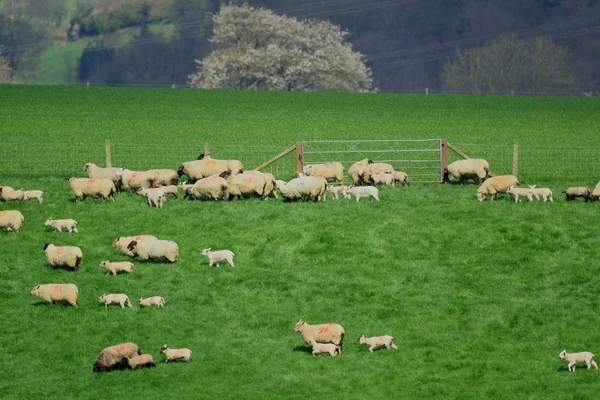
528 185 553 202
30 283 79 307
122 354 155 370
392 171 409 186
44 217 78 233
98 293 132 309
0 186 24 201
178 154 244 182
294 320 346 353
137 296 165 307
282 176 327 202
444 158 490 184
359 335 398 352
226 172 270 199
564 187 592 202
347 159 372 186
147 169 179 187
83 163 123 189
145 190 166 208
93 343 141 372
345 186 380 202
303 162 345 182
0 210 24 232
68 177 116 201
99 261 134 276
275 179 287 194
309 340 340 357
559 350 598 372
476 175 519 201
187 174 229 201
22 190 44 203
138 185 179 199
120 169 154 191
370 173 395 187
506 185 533 202
326 185 351 200
201 248 235 267
127 239 179 263
112 235 158 257
160 344 192 363
245 170 278 198
44 243 83 271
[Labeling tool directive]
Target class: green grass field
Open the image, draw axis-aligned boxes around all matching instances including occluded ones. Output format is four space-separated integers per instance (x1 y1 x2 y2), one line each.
1 85 600 399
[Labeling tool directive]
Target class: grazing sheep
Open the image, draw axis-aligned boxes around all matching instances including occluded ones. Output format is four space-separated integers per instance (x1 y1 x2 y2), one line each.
187 174 229 201
178 154 244 182
98 293 132 309
112 235 158 257
201 248 235 268
30 283 79 307
282 176 327 202
346 186 380 201
368 162 395 178
359 335 398 352
592 181 600 201
476 175 519 201
68 177 116 202
147 169 179 187
506 185 533 203
137 296 165 308
309 340 340 357
226 172 269 199
245 170 278 198
294 320 345 353
275 179 286 194
44 217 78 233
348 159 372 186
528 185 553 202
559 350 598 372
93 342 141 372
326 185 352 200
99 261 134 276
303 162 345 182
120 169 154 191
370 173 395 187
0 210 24 232
392 171 409 186
83 163 123 189
564 187 592 202
122 354 155 370
22 190 44 203
444 158 490 184
127 239 179 263
43 243 83 271
160 344 192 363
0 186 24 201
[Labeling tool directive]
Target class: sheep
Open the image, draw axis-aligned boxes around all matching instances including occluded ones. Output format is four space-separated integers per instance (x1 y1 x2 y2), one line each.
275 179 286 194
564 187 592 202
98 293 133 309
83 163 123 189
30 283 79 307
43 243 83 271
294 320 345 353
506 185 533 203
93 342 141 372
0 186 24 201
145 190 166 208
303 162 345 182
0 210 24 232
528 185 553 202
282 176 327 202
138 186 180 200
370 173 395 187
559 350 598 372
187 174 229 201
137 296 165 308
22 190 43 203
160 344 192 363
122 354 156 370
476 175 519 201
345 186 380 202
592 181 600 201
178 154 244 182
226 172 269 199
201 248 235 268
444 158 490 184
368 162 395 177
359 335 398 352
178 181 196 199
392 171 410 186
44 217 78 233
126 239 179 263
147 169 179 187
309 340 340 357
245 170 279 198
68 177 116 202
120 169 154 191
99 261 134 276
326 185 352 200
348 159 372 186
112 235 158 257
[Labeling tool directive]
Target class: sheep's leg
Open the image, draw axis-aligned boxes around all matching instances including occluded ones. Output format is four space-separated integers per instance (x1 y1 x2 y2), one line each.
385 343 391 350
369 345 375 352
568 361 576 372
591 360 598 369
227 258 235 268
391 342 398 349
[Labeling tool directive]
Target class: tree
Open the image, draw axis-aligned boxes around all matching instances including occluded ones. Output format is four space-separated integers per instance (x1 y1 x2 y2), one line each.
189 5 373 92
0 46 21 83
442 36 576 95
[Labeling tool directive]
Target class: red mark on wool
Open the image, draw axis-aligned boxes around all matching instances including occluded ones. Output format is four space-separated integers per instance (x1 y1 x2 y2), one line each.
53 285 62 292
88 179 95 184
318 326 330 334
56 248 64 255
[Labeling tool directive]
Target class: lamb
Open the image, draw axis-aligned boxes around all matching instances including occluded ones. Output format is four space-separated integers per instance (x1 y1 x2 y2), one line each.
506 185 533 203
145 190 166 208
68 177 116 201
147 169 179 187
309 340 340 357
294 320 345 353
120 169 154 191
326 185 351 200
160 344 192 363
112 235 158 257
44 217 78 233
347 159 372 186
444 158 490 184
98 293 133 309
0 210 24 232
370 173 395 187
44 243 83 271
22 190 44 203
99 261 134 276
226 172 269 199
564 186 592 202
138 186 180 200
30 283 79 307
592 181 600 201
476 175 519 201
282 176 327 202
137 296 165 307
122 354 155 370
528 185 553 202
345 186 380 201
559 350 598 372
359 335 398 352
93 342 141 372
201 248 235 267
178 154 244 182
83 163 124 189
303 162 345 182
187 174 229 201
392 171 409 186
0 186 24 201
126 239 179 263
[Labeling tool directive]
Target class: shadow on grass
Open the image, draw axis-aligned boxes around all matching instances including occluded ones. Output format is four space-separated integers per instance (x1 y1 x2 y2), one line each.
293 345 312 354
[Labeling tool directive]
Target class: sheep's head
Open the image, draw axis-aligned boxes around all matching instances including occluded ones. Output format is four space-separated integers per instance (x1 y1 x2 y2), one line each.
44 218 52 226
506 185 515 193
112 238 120 248
476 192 485 202
30 285 41 296
201 248 211 256
160 345 168 353
43 243 51 250
294 320 306 332
219 171 231 179
98 294 106 302
359 335 367 344
83 163 91 172
559 350 567 359
115 168 124 177
126 241 138 251
99 261 108 268
177 166 186 177
197 154 206 160
137 298 144 304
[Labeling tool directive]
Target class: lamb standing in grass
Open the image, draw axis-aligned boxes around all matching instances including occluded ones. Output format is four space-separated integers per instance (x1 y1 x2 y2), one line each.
0 210 24 232
23 190 44 203
294 320 345 353
506 185 533 203
345 186 380 202
44 243 83 271
201 248 235 267
559 350 598 372
98 293 133 309
528 185 553 202
309 340 340 357
99 261 134 276
160 344 192 363
122 354 155 370
146 190 166 208
137 296 165 307
45 217 78 233
30 283 79 307
326 185 351 200
359 335 398 352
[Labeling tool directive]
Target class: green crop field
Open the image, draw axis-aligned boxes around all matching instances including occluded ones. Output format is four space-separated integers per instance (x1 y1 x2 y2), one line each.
1 85 600 400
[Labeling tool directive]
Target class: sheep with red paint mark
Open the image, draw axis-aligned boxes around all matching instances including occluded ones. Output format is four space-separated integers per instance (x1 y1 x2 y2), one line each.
294 320 346 353
303 162 345 182
282 176 327 202
93 342 141 372
178 154 244 182
326 185 351 200
120 169 153 191
83 163 123 189
0 210 24 232
187 173 229 201
30 283 79 307
68 177 116 201
43 243 83 271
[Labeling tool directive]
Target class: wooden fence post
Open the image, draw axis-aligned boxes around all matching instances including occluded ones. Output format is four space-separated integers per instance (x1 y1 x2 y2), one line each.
204 142 210 157
441 139 448 183
105 140 112 167
512 144 519 178
425 88 429 95
295 142 303 174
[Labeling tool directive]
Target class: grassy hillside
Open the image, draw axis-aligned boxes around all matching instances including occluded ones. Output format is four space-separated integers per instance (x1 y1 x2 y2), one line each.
1 86 600 399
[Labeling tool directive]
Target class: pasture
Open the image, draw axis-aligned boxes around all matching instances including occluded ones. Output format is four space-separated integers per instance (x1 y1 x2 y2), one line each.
1 85 600 399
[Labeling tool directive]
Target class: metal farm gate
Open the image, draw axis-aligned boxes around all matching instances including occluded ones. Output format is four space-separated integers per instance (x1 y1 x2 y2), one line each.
301 139 444 183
